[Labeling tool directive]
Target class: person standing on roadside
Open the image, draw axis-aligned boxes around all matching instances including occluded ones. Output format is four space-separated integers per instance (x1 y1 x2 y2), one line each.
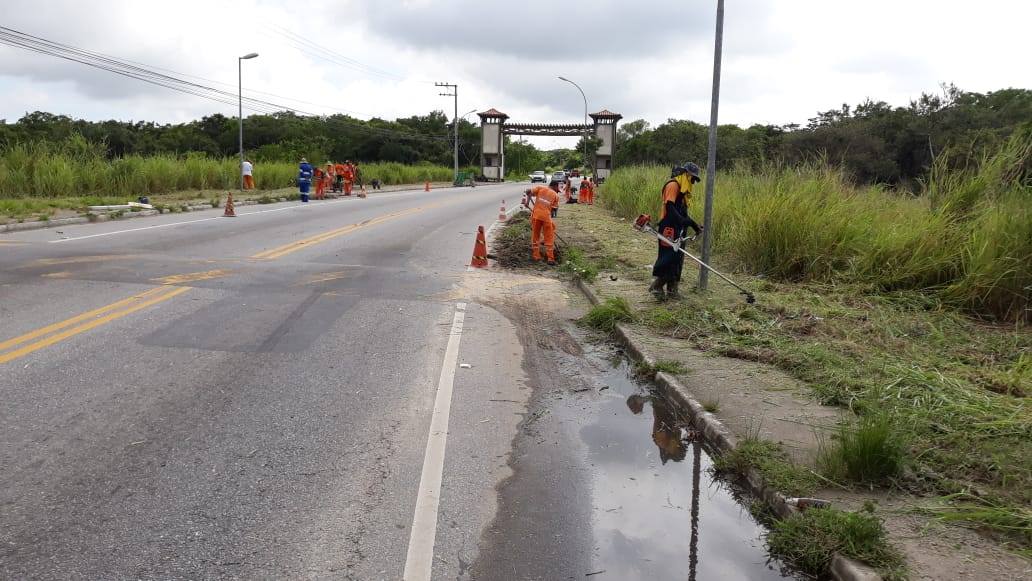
241 158 255 190
523 185 560 265
649 162 703 299
298 157 314 202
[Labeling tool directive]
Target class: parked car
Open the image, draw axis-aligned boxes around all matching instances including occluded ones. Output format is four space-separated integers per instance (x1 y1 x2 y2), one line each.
529 170 546 183
552 171 567 183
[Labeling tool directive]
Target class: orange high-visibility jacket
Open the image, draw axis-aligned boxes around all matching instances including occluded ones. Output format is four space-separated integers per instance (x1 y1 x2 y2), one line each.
530 186 559 221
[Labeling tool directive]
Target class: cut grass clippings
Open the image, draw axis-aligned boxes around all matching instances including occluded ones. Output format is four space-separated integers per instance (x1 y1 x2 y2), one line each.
767 506 908 581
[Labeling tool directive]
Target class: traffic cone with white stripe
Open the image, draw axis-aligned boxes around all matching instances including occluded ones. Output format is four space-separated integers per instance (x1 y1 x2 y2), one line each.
470 225 488 268
498 199 507 221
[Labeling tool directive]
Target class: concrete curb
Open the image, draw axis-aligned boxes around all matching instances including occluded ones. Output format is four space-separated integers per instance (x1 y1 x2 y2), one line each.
574 277 883 581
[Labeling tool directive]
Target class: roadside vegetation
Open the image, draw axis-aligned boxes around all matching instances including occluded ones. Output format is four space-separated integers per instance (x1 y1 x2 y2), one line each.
550 128 1030 570
767 505 908 580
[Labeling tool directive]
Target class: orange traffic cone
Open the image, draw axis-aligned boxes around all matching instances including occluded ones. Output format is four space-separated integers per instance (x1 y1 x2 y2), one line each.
498 199 507 221
470 225 488 268
223 192 236 217
358 186 367 198
425 181 431 192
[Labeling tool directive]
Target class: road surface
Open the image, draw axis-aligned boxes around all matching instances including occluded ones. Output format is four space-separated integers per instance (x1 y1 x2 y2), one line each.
1 184 792 580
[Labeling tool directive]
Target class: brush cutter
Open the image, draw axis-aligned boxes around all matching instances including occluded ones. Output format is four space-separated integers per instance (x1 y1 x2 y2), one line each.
633 214 756 303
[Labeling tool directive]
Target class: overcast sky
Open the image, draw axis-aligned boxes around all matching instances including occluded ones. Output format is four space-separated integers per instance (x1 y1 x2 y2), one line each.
1 0 1029 149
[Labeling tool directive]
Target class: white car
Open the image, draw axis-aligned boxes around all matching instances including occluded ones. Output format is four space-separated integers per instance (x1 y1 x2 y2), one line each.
529 171 546 183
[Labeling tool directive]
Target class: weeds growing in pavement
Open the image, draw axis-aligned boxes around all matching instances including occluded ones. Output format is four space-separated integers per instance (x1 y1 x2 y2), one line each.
634 359 688 379
819 414 906 484
712 438 819 497
702 398 720 413
581 297 634 333
767 506 907 580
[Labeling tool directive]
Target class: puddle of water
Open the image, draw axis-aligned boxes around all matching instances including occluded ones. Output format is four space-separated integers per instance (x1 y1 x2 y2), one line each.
577 352 799 580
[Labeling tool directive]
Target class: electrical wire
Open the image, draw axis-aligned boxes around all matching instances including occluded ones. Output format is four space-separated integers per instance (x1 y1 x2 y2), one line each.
0 25 470 146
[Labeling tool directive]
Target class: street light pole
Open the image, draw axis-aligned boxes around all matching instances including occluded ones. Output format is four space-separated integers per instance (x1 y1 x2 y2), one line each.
435 82 459 183
558 76 588 171
698 0 724 291
238 52 258 192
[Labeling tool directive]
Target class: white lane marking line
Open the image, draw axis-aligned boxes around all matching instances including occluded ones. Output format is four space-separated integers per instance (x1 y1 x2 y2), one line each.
403 301 467 581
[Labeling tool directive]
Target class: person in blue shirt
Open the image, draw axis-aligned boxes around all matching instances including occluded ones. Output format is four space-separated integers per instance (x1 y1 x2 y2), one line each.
298 158 314 202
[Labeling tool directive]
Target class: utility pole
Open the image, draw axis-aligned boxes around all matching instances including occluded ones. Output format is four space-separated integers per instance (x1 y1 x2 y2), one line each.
436 82 458 184
238 52 258 192
698 0 724 291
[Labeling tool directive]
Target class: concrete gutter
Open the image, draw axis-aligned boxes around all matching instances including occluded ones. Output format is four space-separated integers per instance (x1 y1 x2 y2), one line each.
574 278 883 581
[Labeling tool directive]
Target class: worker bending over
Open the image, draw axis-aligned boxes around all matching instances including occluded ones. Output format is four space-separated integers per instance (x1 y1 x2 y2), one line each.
649 162 703 298
524 186 560 265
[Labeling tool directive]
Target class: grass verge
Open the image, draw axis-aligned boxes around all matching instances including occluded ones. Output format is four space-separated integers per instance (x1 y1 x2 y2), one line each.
559 198 1031 553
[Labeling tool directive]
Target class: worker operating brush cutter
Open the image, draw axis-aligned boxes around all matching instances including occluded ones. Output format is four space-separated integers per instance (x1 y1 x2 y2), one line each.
634 162 756 303
523 186 560 265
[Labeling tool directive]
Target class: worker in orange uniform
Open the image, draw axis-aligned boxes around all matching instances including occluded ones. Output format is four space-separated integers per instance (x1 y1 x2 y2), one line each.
523 186 559 265
341 160 356 196
333 161 346 193
322 162 334 199
578 177 590 205
313 165 327 199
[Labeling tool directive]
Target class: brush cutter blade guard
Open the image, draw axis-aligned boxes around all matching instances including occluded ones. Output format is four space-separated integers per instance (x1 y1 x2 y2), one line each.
633 214 652 231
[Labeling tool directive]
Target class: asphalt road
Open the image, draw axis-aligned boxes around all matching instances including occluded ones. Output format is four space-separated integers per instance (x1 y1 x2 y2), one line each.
0 183 539 580
1 183 792 581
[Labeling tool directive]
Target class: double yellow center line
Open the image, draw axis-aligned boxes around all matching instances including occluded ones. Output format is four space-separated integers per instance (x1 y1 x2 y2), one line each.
2 205 434 364
251 206 426 260
0 286 189 364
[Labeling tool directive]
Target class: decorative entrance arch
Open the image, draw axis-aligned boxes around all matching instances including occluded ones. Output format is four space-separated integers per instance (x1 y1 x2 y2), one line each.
477 108 623 182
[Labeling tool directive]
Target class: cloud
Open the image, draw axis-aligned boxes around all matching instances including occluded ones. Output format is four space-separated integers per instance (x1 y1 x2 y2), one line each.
0 0 1028 135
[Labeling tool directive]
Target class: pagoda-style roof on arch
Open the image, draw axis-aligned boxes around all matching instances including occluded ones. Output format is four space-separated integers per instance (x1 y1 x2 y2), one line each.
477 108 509 120
589 109 622 120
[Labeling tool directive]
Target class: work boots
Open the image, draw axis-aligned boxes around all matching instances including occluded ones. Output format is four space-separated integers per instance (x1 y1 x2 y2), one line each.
648 277 665 299
665 280 681 299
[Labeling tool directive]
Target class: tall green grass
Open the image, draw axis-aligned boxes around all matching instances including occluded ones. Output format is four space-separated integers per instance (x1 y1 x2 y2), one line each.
0 137 453 199
600 127 1032 322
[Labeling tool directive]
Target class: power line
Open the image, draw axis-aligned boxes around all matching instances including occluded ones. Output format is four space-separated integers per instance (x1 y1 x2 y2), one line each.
0 25 464 145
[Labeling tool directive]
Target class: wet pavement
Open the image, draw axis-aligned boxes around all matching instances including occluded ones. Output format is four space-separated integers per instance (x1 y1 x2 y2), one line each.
579 354 796 580
472 319 799 580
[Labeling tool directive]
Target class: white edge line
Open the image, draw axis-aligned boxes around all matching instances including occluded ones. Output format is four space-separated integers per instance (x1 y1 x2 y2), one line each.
402 301 467 581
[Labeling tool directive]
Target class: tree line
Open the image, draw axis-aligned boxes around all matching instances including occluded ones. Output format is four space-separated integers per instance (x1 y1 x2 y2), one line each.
1 85 1028 187
0 110 482 168
615 85 1031 187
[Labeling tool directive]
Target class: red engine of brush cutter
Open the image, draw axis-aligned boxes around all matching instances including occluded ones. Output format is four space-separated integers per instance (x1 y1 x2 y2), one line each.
633 214 652 231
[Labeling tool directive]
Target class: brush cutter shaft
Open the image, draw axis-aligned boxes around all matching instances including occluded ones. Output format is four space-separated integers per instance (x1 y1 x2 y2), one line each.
644 225 752 297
